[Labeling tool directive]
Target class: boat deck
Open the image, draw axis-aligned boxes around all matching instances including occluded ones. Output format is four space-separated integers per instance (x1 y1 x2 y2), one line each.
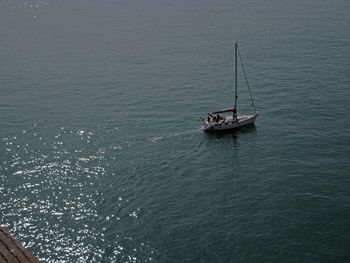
201 114 257 132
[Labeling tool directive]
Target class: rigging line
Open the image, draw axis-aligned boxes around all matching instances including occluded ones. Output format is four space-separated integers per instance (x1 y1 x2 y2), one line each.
237 45 257 114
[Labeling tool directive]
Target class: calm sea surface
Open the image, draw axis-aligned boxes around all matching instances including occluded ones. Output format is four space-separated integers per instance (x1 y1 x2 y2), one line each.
1 0 350 262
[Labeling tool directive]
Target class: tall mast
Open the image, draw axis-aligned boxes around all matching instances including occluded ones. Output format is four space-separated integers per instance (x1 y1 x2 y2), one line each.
234 42 238 117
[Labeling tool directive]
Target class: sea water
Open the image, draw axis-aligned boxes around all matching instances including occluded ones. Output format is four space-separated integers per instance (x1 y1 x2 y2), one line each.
1 0 350 262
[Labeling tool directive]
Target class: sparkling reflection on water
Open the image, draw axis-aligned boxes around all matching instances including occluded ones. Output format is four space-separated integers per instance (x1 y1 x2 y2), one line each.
0 125 155 262
0 0 56 18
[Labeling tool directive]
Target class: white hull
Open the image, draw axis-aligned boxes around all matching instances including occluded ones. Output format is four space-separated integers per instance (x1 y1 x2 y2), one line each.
202 114 257 132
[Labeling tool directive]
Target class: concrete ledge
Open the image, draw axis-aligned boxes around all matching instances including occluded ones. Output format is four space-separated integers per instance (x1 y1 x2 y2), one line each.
0 226 40 263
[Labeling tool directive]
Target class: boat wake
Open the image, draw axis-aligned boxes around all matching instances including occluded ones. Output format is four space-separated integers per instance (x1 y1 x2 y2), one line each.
146 128 202 143
106 127 202 152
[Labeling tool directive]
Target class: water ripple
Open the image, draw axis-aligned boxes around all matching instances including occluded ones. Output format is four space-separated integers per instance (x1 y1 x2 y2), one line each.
0 126 155 262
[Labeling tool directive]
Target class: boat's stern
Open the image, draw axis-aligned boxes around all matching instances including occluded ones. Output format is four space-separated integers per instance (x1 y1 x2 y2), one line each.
200 119 211 131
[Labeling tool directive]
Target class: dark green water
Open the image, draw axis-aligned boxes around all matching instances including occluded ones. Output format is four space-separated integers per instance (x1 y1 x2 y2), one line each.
1 0 350 262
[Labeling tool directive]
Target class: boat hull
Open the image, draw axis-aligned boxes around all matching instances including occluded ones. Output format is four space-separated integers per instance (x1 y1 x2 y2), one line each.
202 114 257 132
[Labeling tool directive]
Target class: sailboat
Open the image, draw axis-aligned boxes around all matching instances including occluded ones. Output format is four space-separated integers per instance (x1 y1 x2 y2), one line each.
201 43 258 132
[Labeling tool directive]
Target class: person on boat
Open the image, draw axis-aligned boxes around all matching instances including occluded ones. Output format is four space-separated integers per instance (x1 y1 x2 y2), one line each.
207 115 211 123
